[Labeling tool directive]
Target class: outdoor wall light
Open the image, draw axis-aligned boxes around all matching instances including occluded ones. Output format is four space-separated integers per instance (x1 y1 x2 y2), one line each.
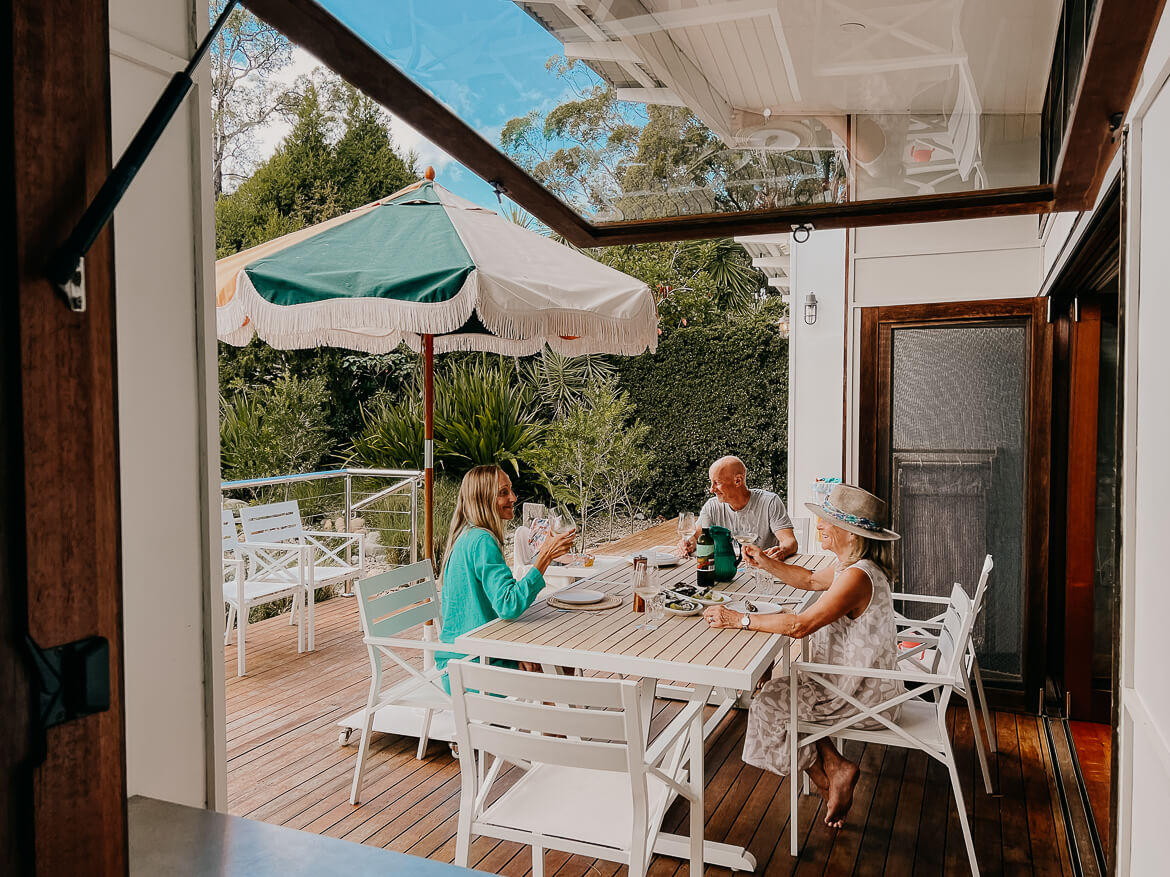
803 292 818 325
791 222 813 243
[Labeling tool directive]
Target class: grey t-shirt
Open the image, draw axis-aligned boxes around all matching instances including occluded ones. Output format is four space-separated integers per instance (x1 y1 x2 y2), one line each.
698 488 794 550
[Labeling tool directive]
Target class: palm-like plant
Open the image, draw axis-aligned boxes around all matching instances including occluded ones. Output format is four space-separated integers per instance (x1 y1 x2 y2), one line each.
523 347 617 418
436 357 542 476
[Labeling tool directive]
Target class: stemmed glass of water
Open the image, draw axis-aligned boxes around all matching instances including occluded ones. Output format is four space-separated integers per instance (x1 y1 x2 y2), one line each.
677 511 696 553
731 519 760 589
633 562 663 631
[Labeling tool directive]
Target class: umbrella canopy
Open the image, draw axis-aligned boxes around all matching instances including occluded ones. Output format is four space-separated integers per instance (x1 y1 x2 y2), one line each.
216 176 658 564
217 179 658 356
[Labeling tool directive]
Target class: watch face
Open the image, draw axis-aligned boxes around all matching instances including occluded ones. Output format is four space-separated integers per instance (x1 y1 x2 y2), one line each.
741 614 751 628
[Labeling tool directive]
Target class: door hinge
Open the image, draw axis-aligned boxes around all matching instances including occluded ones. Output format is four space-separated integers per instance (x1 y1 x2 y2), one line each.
26 635 110 744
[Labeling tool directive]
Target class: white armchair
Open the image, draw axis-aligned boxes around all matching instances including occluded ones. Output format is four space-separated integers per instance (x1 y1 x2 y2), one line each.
238 500 363 652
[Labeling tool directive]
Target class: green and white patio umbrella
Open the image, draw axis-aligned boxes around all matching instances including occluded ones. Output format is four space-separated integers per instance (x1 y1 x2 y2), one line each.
216 175 658 560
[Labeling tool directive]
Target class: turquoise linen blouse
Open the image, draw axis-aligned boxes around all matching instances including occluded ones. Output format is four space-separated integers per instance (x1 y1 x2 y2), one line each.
435 526 546 685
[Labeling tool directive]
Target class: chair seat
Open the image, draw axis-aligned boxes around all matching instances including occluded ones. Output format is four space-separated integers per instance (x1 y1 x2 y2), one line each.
800 700 946 752
377 676 449 711
246 562 360 589
479 763 673 848
223 578 301 606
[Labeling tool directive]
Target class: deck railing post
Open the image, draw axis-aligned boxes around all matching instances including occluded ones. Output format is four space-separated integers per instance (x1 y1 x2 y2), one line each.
344 472 353 596
410 478 419 564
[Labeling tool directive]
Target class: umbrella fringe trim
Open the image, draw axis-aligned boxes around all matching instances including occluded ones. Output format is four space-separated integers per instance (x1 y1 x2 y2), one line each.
220 270 479 348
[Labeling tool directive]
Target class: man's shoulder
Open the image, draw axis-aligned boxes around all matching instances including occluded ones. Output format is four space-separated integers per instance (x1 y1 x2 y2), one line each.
750 488 783 506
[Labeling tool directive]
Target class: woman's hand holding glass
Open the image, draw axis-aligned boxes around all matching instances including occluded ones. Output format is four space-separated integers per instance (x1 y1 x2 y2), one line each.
533 526 577 573
741 544 764 567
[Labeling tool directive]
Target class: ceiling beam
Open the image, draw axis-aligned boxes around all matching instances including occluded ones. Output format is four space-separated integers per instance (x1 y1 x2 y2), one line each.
615 87 684 106
1053 0 1168 209
563 41 641 63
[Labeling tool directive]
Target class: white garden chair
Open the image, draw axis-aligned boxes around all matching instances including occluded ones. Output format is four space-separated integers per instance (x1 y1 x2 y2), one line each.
788 583 982 876
893 555 996 793
221 509 306 677
349 561 451 804
238 500 363 652
448 661 707 877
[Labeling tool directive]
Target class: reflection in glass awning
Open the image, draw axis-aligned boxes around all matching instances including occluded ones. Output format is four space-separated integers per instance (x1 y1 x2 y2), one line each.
316 0 1059 224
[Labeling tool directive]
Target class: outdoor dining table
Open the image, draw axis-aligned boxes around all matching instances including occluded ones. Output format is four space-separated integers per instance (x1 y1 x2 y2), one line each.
453 551 835 872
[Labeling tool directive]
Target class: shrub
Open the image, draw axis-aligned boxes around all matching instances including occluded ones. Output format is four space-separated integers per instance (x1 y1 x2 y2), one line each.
523 380 651 547
615 311 788 516
523 348 616 419
220 374 334 482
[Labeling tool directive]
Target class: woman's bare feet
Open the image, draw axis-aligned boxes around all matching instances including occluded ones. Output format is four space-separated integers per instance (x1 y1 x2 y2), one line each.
817 740 860 828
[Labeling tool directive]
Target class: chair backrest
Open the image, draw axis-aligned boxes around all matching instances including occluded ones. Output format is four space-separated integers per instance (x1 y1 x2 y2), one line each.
222 509 241 554
449 661 647 774
972 554 993 611
355 560 441 639
239 500 305 544
937 583 978 683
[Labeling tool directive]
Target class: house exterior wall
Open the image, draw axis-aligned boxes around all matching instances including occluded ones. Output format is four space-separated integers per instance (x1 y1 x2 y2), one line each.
109 0 224 808
786 229 847 524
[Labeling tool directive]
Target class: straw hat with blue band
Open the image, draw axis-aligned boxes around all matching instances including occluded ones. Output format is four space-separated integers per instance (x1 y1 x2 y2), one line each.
804 484 901 542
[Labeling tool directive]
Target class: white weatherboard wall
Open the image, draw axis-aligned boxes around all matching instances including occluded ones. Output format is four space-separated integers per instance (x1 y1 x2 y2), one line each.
1117 9 1170 869
109 0 224 807
787 230 846 520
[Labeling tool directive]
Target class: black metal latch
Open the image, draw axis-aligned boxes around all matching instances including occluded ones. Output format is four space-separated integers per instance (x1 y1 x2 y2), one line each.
27 635 110 734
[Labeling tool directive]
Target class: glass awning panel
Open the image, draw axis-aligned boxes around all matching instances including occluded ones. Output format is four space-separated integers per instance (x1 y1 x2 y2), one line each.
313 0 1059 226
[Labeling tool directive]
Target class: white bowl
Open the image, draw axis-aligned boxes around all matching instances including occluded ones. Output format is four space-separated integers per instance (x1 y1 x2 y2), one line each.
664 598 702 616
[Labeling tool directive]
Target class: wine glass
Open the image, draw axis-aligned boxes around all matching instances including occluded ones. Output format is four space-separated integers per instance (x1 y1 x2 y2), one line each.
732 521 760 589
677 511 696 553
633 563 661 631
551 504 577 553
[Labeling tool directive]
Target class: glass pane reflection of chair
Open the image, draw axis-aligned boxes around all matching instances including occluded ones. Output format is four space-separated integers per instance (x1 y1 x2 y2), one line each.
449 661 707 877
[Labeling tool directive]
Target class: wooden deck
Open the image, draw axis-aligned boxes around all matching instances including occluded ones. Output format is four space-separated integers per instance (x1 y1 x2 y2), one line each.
226 526 1074 876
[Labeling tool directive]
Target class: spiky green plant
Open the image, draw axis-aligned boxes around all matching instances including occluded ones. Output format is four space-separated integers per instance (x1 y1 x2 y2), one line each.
523 347 617 418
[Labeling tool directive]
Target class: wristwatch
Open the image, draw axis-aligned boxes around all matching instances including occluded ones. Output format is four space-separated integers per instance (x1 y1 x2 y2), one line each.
739 613 751 630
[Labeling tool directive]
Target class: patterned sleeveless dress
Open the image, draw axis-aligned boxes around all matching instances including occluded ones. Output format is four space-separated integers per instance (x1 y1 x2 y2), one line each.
742 558 904 775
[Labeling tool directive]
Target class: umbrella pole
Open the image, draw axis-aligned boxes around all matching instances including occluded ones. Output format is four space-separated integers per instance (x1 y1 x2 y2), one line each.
423 333 435 566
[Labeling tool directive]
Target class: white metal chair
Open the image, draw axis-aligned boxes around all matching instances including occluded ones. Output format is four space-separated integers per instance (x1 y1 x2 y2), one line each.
238 500 363 652
349 561 450 803
788 583 982 876
789 516 813 553
449 661 707 877
893 555 996 793
221 509 306 677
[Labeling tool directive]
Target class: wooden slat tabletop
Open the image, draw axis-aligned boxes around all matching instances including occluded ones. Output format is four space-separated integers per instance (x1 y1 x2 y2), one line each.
455 553 834 690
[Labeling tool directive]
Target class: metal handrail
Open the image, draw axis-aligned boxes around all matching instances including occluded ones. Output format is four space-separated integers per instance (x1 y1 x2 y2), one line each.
221 467 425 580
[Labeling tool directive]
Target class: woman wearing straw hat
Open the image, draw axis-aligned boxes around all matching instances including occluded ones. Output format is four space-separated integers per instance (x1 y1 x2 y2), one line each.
703 483 903 829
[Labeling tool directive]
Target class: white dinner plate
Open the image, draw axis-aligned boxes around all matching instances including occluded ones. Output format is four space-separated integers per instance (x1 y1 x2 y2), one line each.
554 589 606 605
726 600 786 615
626 551 680 568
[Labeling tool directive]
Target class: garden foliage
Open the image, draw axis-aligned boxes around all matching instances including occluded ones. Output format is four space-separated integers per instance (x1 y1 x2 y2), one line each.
220 374 334 482
616 310 789 517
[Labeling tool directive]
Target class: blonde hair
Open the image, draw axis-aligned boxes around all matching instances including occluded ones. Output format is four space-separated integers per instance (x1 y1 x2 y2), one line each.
443 465 508 574
835 530 895 582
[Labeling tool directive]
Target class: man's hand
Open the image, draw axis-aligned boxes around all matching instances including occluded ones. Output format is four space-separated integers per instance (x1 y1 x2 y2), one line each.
763 546 784 560
677 535 696 556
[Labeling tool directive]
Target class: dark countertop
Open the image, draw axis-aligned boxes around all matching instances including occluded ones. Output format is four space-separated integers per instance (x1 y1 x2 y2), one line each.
129 795 475 876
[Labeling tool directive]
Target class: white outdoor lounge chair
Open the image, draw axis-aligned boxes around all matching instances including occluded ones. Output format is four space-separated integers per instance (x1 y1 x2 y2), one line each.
893 555 996 793
221 509 306 677
349 561 451 804
238 499 363 652
788 583 983 876
449 661 707 877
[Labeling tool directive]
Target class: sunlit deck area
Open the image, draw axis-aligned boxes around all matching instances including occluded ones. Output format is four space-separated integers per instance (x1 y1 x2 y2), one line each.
225 525 1075 877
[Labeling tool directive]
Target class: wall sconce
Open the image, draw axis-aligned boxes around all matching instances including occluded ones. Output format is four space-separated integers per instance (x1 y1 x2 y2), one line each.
803 292 818 325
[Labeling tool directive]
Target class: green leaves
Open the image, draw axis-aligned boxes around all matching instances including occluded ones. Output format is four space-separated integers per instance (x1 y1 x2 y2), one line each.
523 348 617 419
348 357 542 482
220 374 334 481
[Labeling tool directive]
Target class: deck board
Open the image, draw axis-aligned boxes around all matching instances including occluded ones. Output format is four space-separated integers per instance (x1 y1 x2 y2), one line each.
227 588 1074 876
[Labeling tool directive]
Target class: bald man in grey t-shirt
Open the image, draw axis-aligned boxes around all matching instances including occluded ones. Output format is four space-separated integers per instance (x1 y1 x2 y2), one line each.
678 456 798 559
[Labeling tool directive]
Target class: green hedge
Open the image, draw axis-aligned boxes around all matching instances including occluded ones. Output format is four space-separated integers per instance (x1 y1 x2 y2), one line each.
616 313 788 516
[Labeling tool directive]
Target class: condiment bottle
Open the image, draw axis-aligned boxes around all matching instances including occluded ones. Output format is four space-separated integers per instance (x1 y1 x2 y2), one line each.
632 555 647 612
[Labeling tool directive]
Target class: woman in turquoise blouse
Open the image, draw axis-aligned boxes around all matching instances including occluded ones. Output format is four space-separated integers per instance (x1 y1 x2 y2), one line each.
435 464 576 679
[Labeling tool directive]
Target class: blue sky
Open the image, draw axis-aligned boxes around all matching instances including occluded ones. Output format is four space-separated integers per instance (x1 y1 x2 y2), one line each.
315 0 582 211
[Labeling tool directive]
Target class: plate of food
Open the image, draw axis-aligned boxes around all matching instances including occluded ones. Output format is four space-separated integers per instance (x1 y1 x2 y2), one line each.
554 589 606 605
664 597 702 616
726 600 786 615
693 590 731 605
553 553 596 568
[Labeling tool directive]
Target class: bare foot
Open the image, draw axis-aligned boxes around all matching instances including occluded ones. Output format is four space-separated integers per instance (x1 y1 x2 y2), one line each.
823 759 860 828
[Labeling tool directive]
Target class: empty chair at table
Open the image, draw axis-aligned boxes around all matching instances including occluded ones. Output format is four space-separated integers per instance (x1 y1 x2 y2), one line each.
221 509 307 677
449 660 707 877
238 499 363 652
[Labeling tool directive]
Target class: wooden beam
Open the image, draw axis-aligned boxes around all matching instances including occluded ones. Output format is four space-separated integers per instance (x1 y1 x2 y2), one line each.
1053 0 1169 209
10 0 127 873
563 41 641 64
615 87 685 106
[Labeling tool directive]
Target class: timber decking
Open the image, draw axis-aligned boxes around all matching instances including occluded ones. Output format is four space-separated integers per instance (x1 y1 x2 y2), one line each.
226 562 1074 876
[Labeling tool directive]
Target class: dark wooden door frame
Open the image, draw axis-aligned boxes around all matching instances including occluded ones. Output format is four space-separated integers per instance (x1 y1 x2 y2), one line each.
5 1 128 874
857 298 1053 709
